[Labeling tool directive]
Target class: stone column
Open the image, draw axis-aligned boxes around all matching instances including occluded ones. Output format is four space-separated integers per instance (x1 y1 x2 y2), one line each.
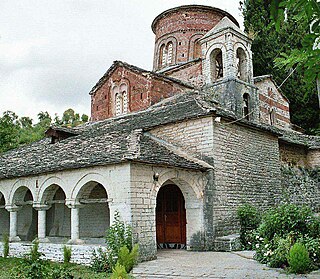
6 205 21 242
34 204 51 242
67 202 84 244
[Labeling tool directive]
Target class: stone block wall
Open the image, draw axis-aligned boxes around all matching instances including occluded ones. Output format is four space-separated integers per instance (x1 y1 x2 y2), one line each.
308 149 320 167
0 242 107 265
279 142 308 167
281 166 320 212
130 163 205 260
150 116 214 158
211 120 282 236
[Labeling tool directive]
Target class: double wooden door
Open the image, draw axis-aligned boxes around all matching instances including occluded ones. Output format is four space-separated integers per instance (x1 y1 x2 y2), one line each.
156 184 186 244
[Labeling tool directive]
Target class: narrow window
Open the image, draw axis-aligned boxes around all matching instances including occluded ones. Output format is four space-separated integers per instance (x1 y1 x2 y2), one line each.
167 42 173 64
269 108 276 125
236 48 248 82
159 44 166 67
120 83 128 114
115 93 122 116
210 48 223 82
243 93 250 120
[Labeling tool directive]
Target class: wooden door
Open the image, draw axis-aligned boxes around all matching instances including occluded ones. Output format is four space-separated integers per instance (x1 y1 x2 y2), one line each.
156 184 186 244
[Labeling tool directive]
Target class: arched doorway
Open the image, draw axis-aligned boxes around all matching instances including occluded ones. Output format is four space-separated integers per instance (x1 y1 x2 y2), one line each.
156 184 186 248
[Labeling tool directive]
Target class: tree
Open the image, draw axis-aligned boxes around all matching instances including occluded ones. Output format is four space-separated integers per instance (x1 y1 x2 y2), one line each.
0 111 20 153
240 0 319 134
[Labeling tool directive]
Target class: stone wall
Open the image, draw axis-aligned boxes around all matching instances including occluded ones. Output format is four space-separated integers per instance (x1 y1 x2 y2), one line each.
308 149 320 167
150 116 214 159
211 120 282 237
279 141 308 167
281 166 320 212
130 163 206 260
0 242 106 265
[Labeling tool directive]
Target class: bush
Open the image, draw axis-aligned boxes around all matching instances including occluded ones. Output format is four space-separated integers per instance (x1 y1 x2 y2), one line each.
117 244 139 273
90 248 111 273
63 245 72 264
10 240 49 279
237 203 261 249
110 262 128 279
50 265 73 279
297 236 320 266
2 234 9 258
106 211 134 268
257 204 313 241
288 243 312 274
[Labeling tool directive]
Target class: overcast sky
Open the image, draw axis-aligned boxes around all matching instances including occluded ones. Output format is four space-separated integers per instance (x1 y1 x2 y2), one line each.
0 0 243 121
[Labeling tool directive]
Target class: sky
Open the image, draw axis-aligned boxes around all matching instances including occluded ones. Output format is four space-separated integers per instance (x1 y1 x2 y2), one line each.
0 0 244 121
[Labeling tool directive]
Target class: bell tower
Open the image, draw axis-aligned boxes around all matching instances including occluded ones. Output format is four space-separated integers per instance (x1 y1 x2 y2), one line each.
200 17 259 121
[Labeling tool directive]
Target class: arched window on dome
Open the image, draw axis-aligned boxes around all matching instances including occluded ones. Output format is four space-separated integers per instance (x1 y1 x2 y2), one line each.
210 48 223 82
236 48 248 82
120 83 128 114
243 93 250 120
159 44 166 67
159 42 174 68
167 42 173 64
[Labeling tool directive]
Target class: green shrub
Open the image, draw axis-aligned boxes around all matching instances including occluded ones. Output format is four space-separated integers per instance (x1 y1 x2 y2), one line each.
10 240 49 279
106 211 133 268
50 265 73 279
268 234 293 268
2 234 9 258
288 243 312 274
117 244 139 273
63 245 72 264
257 204 313 241
237 203 261 249
297 236 320 266
110 262 128 279
90 248 111 273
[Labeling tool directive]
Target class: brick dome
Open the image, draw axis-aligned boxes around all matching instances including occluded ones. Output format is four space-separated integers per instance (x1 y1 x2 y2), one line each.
152 5 239 71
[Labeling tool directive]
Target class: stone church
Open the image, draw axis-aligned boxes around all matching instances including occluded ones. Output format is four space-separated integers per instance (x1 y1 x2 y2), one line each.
0 5 319 262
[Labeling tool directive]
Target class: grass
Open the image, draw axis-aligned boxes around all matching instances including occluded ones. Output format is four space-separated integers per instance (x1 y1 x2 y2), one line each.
0 257 108 279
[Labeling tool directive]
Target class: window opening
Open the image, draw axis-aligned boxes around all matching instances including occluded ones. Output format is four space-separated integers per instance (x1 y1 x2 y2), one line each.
243 93 250 120
210 48 223 82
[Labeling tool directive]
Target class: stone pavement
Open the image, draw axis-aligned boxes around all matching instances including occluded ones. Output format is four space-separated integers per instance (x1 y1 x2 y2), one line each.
132 250 320 279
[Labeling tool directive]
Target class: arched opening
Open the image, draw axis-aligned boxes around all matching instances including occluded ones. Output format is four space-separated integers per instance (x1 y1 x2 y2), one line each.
120 83 128 114
76 182 110 244
13 187 37 241
236 48 248 82
193 39 201 59
0 193 9 238
159 44 166 67
156 184 186 248
210 48 223 82
167 42 173 65
243 93 250 120
42 185 70 242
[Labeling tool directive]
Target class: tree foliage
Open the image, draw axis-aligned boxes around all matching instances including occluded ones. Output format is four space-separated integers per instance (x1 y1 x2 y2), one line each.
0 109 89 153
240 0 319 134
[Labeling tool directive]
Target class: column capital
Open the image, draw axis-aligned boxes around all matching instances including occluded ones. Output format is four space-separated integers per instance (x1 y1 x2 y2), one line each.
65 199 84 209
5 204 20 212
33 203 51 211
